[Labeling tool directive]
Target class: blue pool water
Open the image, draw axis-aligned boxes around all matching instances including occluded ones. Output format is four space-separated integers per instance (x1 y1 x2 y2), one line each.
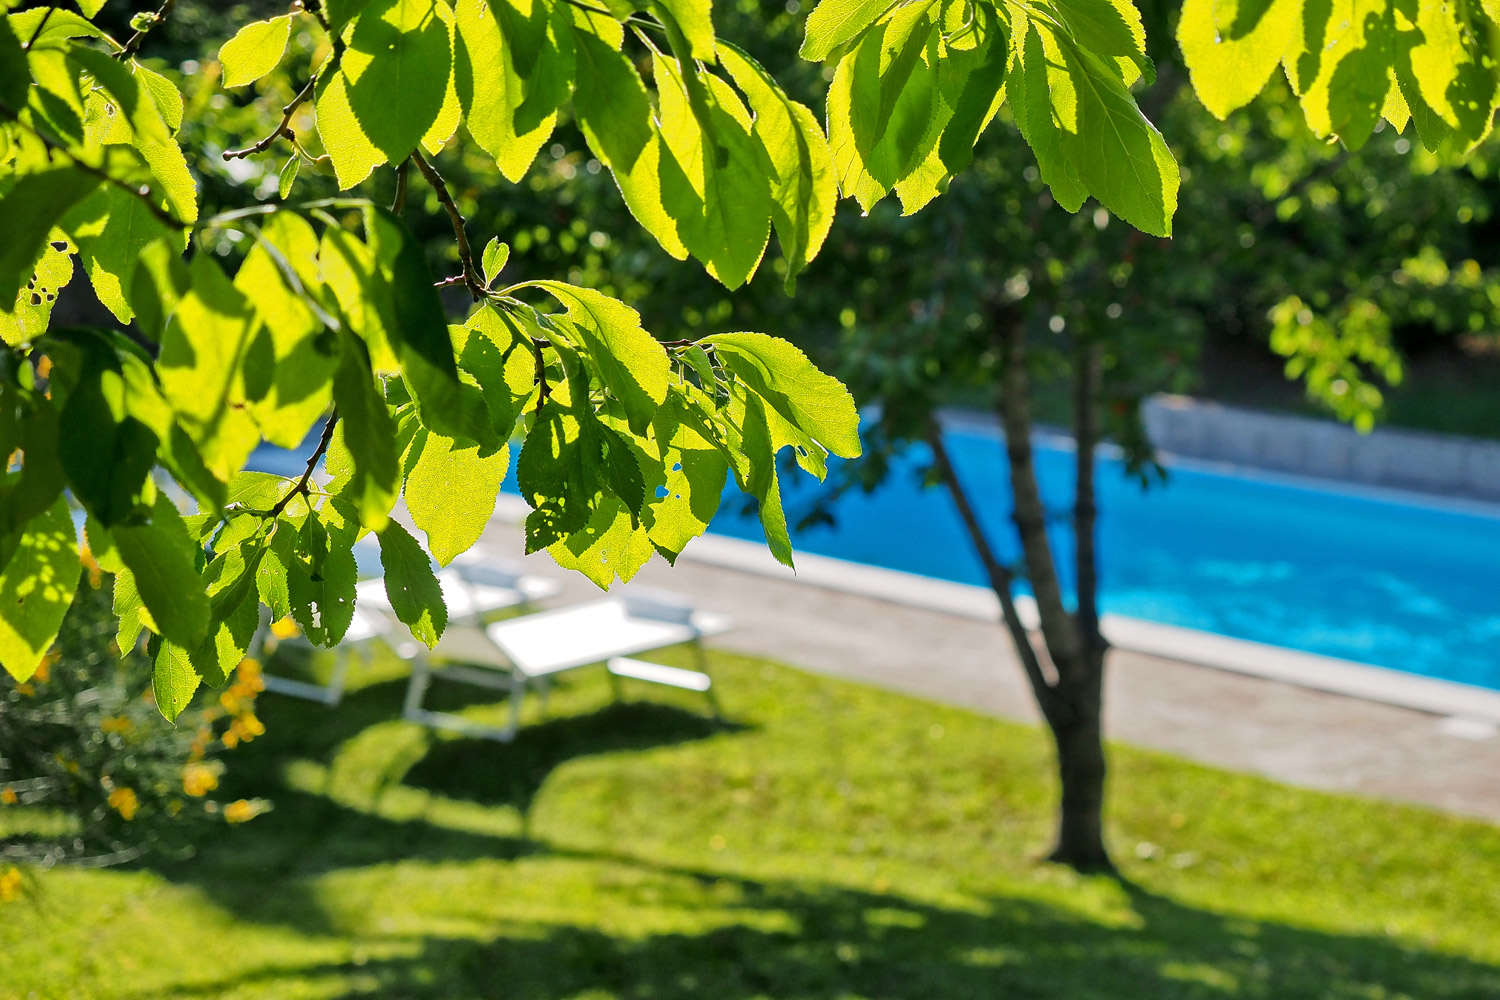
252 422 1500 691
708 426 1500 692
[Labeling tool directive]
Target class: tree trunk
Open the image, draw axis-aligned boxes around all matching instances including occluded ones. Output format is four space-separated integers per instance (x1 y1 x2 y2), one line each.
1045 648 1111 870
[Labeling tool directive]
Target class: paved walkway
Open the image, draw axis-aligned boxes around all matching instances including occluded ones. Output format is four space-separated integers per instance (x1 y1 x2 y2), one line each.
479 521 1500 825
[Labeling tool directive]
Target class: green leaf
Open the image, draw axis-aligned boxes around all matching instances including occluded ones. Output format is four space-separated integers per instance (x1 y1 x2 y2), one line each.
2 240 77 347
112 492 212 648
219 15 292 88
192 536 267 685
256 520 296 621
62 182 180 323
6 7 105 45
365 208 463 437
640 394 727 558
1285 0 1396 150
651 49 772 289
569 11 684 259
455 0 573 182
716 41 836 292
403 428 508 566
0 15 28 110
316 0 454 188
286 506 358 645
328 335 400 531
376 518 446 647
235 213 336 449
55 334 159 525
67 45 171 146
278 155 300 199
1177 0 1298 119
156 253 260 480
800 0 896 61
112 563 147 654
74 0 108 17
149 636 200 722
531 281 669 435
649 0 714 60
546 494 653 588
481 237 510 286
1010 14 1177 235
0 494 80 681
0 166 100 307
326 0 372 32
515 390 604 551
735 388 793 568
703 332 861 459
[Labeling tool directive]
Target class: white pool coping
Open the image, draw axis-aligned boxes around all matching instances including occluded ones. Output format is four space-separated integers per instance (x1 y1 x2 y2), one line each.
492 494 1500 725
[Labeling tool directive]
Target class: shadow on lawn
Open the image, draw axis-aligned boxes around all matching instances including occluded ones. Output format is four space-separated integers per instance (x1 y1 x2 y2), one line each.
139 847 1500 1000
134 667 1500 1000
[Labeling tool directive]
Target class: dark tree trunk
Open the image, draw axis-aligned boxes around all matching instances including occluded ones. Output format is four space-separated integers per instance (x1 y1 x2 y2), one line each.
931 304 1116 874
1045 649 1111 870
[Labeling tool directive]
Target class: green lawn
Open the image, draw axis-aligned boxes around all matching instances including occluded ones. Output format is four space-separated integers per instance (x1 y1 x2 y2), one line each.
4 645 1500 1000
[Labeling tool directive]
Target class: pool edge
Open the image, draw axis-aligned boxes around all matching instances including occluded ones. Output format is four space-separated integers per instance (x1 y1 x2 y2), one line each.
492 495 1500 724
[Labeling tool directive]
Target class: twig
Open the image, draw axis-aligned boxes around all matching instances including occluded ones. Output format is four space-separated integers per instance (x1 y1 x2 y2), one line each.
222 75 318 161
117 0 178 59
391 157 410 214
266 411 339 519
411 148 483 300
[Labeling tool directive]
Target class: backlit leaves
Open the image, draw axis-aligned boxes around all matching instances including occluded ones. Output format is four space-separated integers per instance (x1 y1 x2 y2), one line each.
1179 0 1500 151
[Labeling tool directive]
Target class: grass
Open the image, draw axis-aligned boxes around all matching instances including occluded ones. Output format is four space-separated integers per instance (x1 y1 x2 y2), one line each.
4 644 1500 1000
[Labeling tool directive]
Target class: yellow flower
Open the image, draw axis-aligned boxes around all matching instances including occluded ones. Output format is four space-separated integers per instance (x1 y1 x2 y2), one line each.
0 867 20 902
181 763 219 798
219 691 243 715
223 799 268 824
270 617 301 640
100 715 133 734
33 651 55 683
15 683 32 696
107 787 139 821
1 787 17 806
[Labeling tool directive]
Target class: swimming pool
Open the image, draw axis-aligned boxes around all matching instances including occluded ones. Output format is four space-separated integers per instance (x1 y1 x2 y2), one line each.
251 419 1500 692
707 422 1500 693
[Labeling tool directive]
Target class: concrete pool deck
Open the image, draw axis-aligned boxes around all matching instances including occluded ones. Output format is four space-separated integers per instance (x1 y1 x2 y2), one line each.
476 515 1500 826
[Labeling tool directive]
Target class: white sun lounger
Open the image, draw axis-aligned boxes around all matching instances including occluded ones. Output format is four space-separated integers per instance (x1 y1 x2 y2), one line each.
403 587 732 742
259 550 561 706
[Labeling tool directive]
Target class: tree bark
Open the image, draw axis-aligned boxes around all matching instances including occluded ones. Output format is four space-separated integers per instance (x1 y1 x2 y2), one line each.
1046 670 1111 871
990 306 1113 872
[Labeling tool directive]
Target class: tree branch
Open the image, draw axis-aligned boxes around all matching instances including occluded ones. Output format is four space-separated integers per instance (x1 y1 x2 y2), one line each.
927 420 1059 722
391 157 410 214
222 74 319 161
993 303 1086 686
412 148 483 300
266 411 339 519
1072 337 1104 653
117 0 178 59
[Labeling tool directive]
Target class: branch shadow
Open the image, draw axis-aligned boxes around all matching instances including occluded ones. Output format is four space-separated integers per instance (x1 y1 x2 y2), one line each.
130 849 1500 1000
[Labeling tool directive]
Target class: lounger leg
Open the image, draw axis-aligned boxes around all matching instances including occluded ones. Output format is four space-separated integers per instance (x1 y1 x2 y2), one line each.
693 640 721 721
536 675 551 716
324 647 352 707
506 671 526 740
404 656 432 722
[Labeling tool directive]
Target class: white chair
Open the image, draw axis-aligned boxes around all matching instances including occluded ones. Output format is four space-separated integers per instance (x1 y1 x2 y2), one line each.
403 586 732 742
259 549 560 706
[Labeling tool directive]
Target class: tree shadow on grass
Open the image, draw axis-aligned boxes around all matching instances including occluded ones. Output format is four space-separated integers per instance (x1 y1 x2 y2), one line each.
403 699 745 816
133 849 1500 1000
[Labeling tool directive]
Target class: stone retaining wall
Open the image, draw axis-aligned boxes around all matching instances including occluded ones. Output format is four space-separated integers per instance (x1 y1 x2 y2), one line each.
1141 395 1500 503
